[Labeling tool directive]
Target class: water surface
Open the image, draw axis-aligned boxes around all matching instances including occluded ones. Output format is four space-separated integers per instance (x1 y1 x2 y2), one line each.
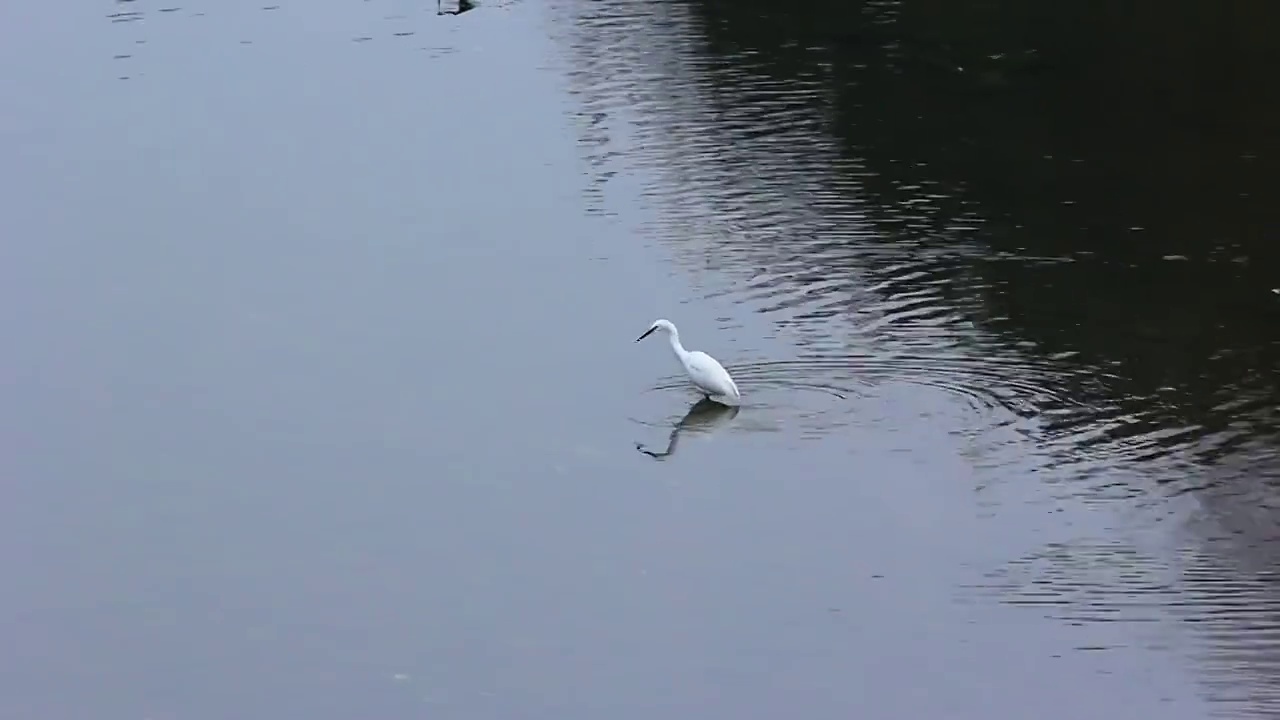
3 0 1279 718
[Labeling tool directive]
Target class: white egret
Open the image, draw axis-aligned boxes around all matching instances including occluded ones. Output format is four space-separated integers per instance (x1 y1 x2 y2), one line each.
635 319 741 406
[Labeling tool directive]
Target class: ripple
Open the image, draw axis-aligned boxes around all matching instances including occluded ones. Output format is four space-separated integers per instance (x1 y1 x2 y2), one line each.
637 349 1083 443
967 538 1280 716
638 361 853 436
644 360 852 402
967 540 1180 625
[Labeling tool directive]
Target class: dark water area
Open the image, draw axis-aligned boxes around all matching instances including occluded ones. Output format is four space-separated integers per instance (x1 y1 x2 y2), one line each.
559 0 1280 714
2 0 1278 718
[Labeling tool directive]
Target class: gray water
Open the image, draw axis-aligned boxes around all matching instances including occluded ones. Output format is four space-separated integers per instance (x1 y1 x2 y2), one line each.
3 1 1279 718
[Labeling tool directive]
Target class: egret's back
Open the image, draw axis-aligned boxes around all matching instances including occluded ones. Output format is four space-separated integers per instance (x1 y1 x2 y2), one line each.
687 351 740 403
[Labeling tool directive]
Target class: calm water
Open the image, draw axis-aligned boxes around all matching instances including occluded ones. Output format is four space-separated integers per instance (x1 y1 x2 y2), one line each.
3 1 1279 718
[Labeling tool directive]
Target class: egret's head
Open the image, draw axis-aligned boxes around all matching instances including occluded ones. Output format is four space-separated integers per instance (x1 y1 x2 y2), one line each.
635 318 675 342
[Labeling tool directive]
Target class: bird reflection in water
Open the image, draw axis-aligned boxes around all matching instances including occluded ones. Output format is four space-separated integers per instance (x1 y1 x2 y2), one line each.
635 397 739 459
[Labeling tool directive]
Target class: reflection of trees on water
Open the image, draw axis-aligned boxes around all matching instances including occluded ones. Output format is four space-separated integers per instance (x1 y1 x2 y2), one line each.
685 0 1280 393
691 0 1280 570
992 446 1280 713
547 0 996 361
553 0 1280 710
552 0 1279 471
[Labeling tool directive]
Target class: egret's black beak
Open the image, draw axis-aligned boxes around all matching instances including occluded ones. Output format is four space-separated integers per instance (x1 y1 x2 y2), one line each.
635 327 657 342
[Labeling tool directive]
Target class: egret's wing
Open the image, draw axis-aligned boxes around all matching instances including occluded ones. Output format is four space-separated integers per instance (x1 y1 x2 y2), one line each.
687 351 737 397
723 370 740 397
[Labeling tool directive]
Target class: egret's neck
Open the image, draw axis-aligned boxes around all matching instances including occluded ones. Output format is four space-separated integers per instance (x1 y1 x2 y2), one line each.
666 330 688 359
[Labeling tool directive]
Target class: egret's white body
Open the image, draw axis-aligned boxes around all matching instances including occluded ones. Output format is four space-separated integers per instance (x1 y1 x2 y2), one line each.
636 319 741 406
